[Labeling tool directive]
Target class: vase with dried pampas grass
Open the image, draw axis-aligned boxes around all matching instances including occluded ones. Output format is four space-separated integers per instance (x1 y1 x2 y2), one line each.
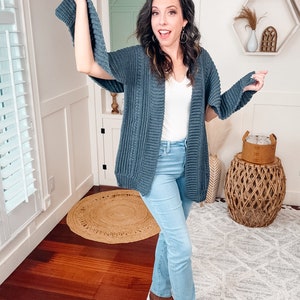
204 118 231 204
234 6 265 52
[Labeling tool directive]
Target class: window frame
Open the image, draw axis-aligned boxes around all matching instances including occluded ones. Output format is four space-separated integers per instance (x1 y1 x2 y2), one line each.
0 0 42 248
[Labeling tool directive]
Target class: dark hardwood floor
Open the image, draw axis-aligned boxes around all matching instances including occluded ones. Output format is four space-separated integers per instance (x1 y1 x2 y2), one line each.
0 186 157 300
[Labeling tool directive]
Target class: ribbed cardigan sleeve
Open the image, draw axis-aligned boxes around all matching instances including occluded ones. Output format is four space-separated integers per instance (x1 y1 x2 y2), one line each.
202 50 256 119
55 0 124 93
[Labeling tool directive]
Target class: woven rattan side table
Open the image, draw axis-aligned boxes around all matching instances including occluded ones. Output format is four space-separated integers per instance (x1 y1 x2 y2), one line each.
225 153 286 227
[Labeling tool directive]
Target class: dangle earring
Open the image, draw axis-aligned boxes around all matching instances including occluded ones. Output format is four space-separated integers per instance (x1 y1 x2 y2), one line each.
180 27 187 44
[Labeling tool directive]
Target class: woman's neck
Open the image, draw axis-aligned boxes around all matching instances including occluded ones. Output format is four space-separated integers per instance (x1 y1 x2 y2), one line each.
171 56 187 82
162 45 187 82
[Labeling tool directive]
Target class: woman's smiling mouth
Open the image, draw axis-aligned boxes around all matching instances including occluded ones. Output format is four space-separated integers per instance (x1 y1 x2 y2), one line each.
159 30 171 38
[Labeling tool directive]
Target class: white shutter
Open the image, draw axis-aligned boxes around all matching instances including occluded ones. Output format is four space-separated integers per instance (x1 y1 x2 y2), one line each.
0 1 37 214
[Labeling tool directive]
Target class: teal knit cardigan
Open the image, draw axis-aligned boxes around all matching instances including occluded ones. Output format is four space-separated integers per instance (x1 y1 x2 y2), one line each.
56 0 256 202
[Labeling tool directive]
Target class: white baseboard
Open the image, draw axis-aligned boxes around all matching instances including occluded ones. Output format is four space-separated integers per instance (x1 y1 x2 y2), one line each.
283 191 300 206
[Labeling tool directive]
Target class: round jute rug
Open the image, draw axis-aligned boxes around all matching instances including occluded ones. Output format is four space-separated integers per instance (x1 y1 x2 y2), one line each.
66 189 160 244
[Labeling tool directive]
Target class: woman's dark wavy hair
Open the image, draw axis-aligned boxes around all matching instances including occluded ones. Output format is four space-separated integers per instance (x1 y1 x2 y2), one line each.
136 0 201 85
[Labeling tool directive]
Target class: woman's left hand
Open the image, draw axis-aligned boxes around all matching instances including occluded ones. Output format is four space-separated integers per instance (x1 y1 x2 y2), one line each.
244 70 268 92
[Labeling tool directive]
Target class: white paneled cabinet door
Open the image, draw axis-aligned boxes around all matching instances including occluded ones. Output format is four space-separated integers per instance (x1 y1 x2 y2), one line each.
97 1 144 187
100 117 122 186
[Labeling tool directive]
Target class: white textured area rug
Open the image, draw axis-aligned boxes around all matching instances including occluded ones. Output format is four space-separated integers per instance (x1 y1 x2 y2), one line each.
187 201 300 300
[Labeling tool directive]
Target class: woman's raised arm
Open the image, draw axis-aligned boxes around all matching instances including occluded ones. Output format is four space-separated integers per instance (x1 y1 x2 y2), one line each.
74 0 113 79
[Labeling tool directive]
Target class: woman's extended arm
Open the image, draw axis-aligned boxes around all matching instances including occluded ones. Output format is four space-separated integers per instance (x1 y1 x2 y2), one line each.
74 0 113 79
205 70 268 122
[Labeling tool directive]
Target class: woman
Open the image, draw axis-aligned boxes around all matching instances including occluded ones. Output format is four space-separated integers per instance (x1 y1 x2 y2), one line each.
56 0 267 299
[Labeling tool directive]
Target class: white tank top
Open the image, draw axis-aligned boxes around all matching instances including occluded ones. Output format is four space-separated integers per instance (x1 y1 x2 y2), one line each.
161 76 192 141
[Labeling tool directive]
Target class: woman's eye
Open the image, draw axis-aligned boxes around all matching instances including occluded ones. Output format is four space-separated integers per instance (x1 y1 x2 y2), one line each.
152 11 158 16
168 10 177 15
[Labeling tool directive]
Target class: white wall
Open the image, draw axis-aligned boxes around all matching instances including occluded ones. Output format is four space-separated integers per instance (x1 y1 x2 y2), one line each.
30 0 94 235
199 0 300 205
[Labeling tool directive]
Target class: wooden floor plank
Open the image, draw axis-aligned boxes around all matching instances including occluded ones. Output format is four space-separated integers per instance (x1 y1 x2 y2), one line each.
0 186 156 300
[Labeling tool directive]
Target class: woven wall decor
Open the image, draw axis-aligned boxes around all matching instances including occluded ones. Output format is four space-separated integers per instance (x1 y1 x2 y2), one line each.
225 153 286 227
260 26 277 52
205 155 222 203
205 118 231 203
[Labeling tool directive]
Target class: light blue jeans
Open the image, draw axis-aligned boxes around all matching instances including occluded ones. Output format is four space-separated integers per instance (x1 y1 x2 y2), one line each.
141 140 195 300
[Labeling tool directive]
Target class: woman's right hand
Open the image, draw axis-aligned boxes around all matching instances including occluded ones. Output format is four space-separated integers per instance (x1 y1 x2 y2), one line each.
243 70 268 92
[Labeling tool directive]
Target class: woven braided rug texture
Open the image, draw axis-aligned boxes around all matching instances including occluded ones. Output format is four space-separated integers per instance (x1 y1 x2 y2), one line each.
67 189 160 244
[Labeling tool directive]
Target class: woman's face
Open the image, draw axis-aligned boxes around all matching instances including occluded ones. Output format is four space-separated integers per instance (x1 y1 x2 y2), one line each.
151 0 188 51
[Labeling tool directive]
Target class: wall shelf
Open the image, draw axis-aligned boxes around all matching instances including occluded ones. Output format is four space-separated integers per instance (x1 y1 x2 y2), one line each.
291 0 300 21
233 0 300 55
